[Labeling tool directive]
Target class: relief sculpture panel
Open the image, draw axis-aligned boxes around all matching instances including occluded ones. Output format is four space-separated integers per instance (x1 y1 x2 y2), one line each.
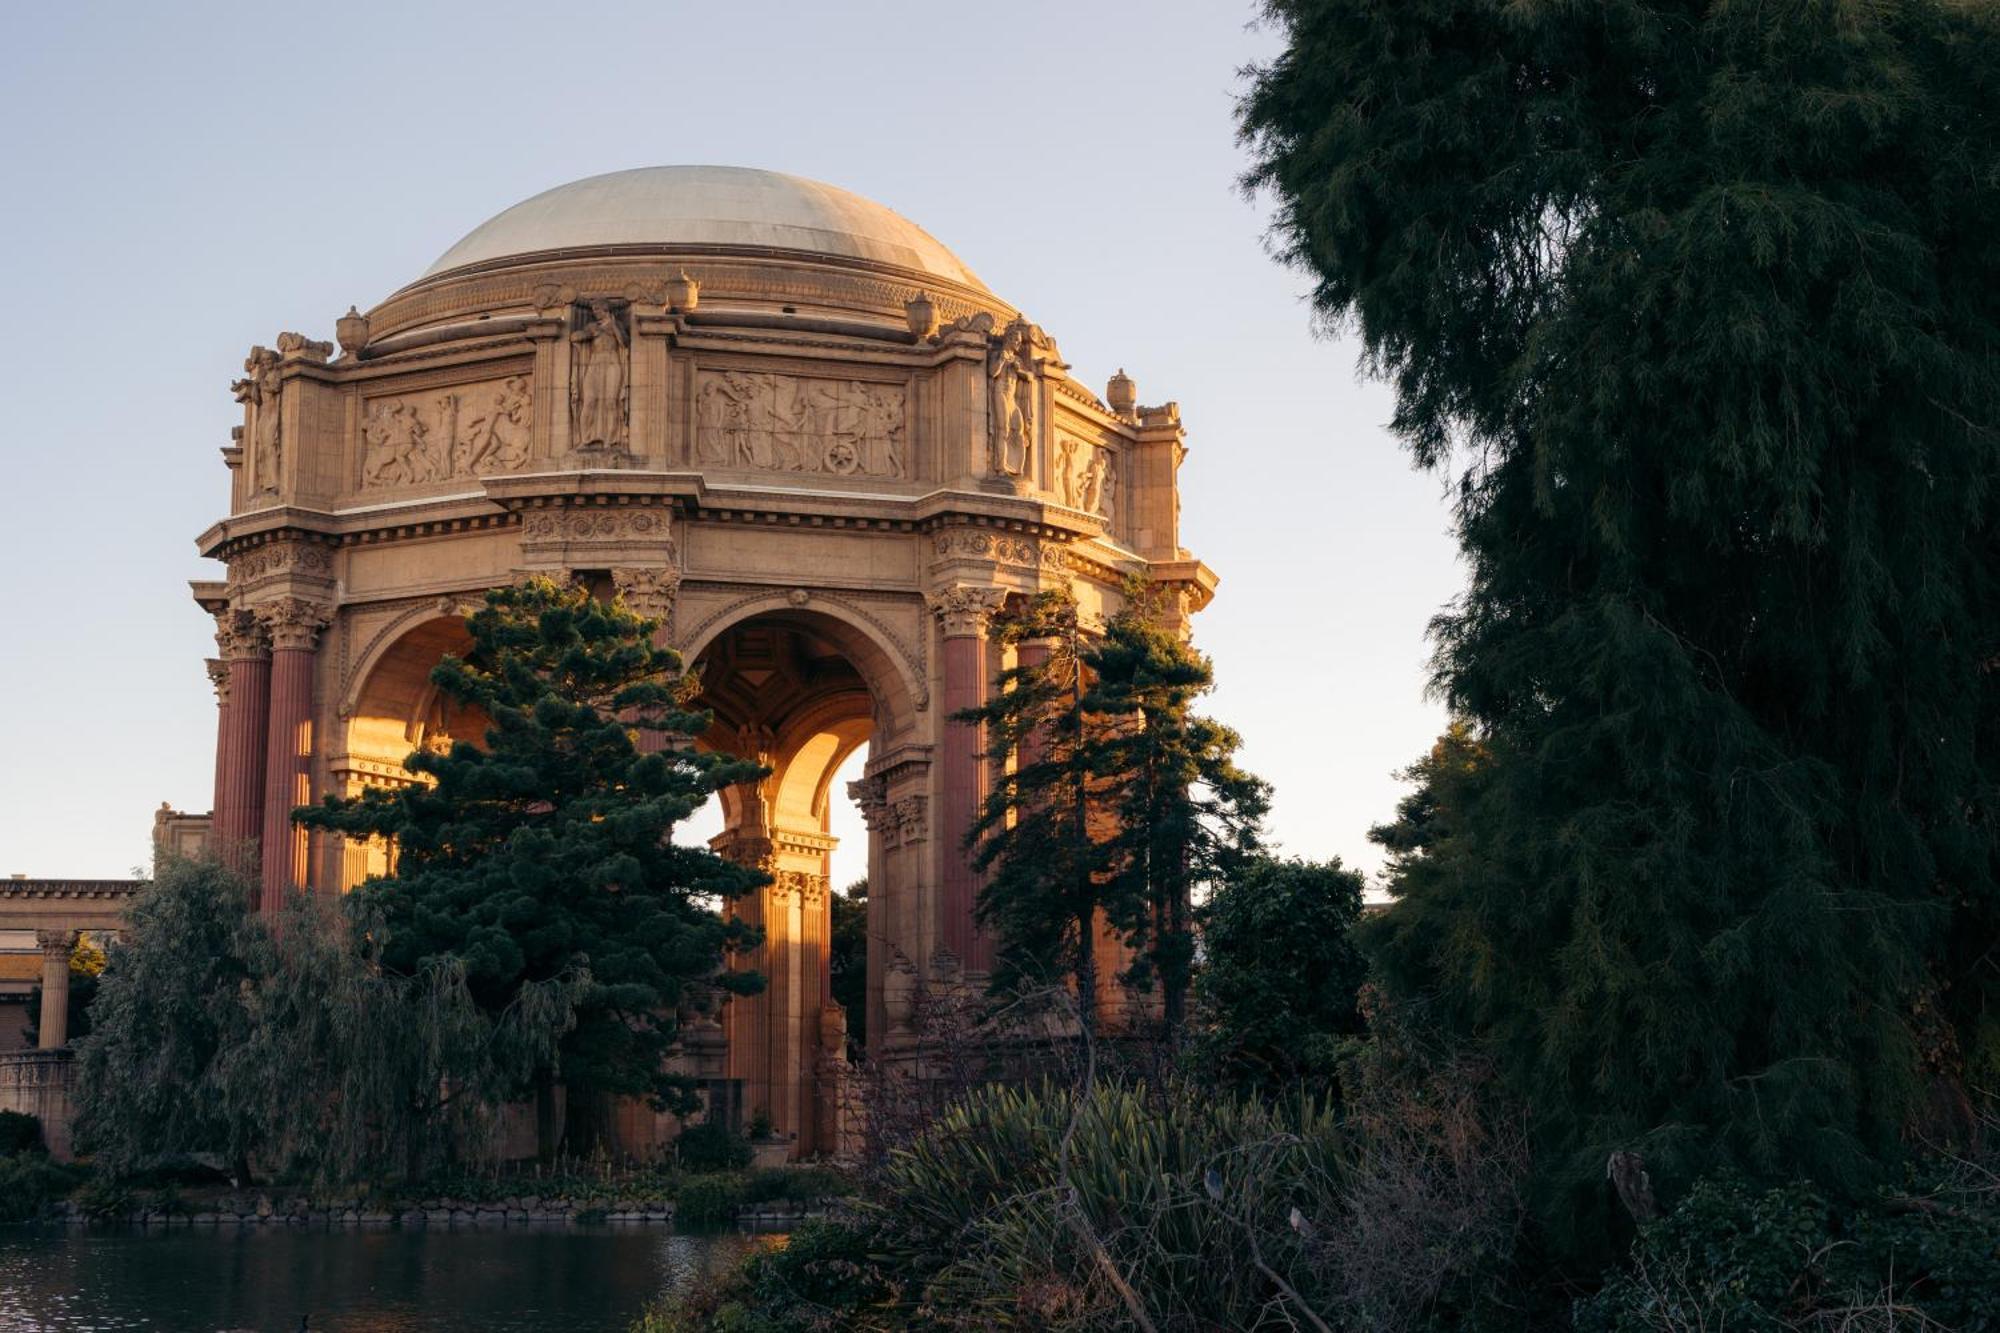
359 375 533 489
694 370 906 479
1053 434 1119 524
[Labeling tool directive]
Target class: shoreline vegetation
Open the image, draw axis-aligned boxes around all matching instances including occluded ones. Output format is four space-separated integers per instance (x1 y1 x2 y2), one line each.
0 1149 851 1231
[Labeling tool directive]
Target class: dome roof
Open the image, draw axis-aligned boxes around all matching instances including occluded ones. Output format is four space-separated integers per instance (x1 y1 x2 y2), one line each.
423 165 987 291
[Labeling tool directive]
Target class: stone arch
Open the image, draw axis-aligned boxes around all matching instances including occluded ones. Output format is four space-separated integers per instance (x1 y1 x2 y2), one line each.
684 599 932 1158
679 591 926 737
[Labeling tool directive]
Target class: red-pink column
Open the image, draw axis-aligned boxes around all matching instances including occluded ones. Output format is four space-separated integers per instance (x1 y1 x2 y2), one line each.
930 586 1004 970
213 610 271 881
259 598 328 914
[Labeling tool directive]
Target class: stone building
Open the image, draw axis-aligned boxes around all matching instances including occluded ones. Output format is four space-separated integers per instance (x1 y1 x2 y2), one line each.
195 166 1213 1158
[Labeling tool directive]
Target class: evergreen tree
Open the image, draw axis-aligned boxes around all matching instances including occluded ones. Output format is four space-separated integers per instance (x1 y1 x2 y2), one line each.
1241 0 2000 1238
297 578 767 1149
830 879 868 1052
1088 597 1269 1041
963 590 1120 1024
963 589 1267 1041
1190 856 1368 1096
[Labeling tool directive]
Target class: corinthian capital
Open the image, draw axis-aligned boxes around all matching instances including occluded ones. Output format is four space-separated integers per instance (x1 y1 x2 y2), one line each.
258 596 332 651
926 584 1008 638
214 608 269 660
612 566 681 621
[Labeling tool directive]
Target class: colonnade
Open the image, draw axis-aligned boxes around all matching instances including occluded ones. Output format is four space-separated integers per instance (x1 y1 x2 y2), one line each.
209 598 327 908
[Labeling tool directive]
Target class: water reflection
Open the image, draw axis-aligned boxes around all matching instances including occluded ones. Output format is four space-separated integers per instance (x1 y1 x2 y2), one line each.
0 1224 773 1332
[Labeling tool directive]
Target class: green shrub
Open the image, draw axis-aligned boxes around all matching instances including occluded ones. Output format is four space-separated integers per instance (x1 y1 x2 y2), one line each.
70 1173 136 1222
0 1154 84 1223
634 1222 894 1332
739 1165 851 1205
1577 1174 2000 1332
674 1173 746 1226
874 1079 1344 1328
0 1110 43 1156
674 1120 752 1173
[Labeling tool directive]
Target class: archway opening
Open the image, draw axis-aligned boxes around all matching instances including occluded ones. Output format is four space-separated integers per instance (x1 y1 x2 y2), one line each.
685 607 911 1155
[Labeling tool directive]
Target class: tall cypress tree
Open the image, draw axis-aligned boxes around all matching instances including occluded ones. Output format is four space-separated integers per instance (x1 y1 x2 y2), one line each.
298 578 766 1149
1241 0 2000 1233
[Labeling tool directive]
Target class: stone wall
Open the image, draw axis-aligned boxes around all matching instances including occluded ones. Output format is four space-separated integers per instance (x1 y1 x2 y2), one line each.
0 1049 76 1158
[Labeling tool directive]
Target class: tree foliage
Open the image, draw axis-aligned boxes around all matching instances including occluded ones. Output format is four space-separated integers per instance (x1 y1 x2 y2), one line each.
73 856 580 1184
1191 856 1368 1096
831 878 868 1052
963 588 1266 1039
297 578 767 1132
1241 0 2000 1240
73 856 259 1175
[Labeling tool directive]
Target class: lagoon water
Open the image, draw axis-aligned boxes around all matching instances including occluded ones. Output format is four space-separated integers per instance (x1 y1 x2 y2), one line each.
0 1224 770 1331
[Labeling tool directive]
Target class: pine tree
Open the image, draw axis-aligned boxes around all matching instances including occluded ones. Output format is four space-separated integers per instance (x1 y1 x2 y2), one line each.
963 589 1267 1041
1241 0 2000 1239
963 590 1121 1026
297 578 767 1149
1087 597 1268 1041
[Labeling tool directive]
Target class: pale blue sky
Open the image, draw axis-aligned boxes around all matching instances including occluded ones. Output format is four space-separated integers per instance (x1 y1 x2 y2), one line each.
0 1 1462 888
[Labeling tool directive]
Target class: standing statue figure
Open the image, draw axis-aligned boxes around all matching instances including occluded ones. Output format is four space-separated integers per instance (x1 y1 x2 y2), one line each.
237 347 284 493
1097 448 1119 524
570 300 628 449
988 322 1035 480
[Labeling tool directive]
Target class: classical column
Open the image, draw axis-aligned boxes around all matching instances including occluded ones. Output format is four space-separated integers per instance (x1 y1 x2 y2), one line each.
928 585 1007 970
206 658 229 820
213 609 271 878
35 929 77 1050
259 597 329 913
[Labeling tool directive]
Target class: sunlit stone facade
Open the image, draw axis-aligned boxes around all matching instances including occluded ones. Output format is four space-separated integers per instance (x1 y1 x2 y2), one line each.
195 166 1214 1157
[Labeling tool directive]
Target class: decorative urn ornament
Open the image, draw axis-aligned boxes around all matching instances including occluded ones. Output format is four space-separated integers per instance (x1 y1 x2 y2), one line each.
905 291 938 340
1107 367 1136 417
335 306 370 358
665 270 699 313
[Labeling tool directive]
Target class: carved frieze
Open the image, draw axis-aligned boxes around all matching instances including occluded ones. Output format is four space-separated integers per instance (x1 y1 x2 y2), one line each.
228 540 333 584
933 528 1037 567
520 508 672 543
694 370 907 479
360 375 533 488
1054 435 1119 522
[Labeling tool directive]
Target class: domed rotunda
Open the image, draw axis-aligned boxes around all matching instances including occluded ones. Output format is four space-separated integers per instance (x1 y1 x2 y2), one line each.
194 166 1213 1157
